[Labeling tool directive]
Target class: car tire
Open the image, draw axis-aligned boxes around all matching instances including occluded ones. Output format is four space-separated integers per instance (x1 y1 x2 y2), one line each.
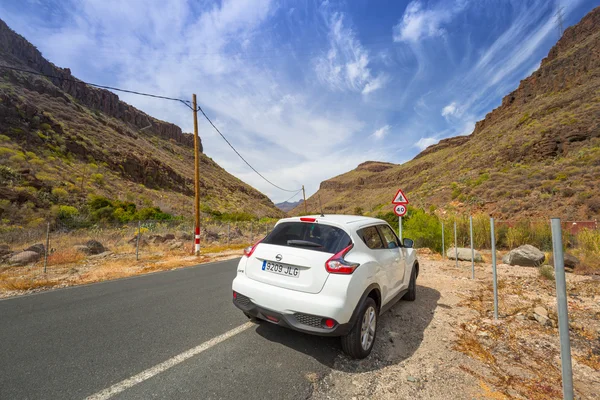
340 297 378 359
403 265 417 301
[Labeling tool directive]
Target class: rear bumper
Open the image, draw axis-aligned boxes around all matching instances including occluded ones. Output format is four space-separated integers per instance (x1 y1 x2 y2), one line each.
233 293 353 336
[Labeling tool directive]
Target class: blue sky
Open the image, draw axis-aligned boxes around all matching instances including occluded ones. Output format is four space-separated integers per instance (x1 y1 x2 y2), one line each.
1 0 598 202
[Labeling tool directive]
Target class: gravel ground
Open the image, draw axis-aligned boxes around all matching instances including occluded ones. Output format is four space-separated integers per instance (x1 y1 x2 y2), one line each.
310 250 600 400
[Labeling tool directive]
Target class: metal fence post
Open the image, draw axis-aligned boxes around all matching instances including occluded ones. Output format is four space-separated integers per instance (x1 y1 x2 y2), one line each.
551 218 574 400
454 221 458 268
441 221 445 258
490 217 498 320
470 215 475 279
136 221 141 261
227 223 231 245
43 222 50 274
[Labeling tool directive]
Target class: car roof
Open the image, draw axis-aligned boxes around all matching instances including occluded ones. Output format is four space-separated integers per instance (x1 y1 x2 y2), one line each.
278 214 386 230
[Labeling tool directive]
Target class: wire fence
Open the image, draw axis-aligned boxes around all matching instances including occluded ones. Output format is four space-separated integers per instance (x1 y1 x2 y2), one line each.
0 219 275 280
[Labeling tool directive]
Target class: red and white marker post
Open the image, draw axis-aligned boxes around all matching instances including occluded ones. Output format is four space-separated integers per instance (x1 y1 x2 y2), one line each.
194 225 200 254
392 189 409 241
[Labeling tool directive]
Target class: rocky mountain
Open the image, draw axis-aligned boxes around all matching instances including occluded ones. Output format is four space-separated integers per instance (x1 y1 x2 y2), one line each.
275 199 303 213
294 7 600 220
0 19 283 226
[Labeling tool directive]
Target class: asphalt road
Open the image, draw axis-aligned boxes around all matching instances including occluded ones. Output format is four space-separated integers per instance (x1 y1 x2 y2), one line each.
0 258 341 400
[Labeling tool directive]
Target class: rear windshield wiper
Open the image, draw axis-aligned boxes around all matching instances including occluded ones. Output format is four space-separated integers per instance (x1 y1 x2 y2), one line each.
287 240 323 248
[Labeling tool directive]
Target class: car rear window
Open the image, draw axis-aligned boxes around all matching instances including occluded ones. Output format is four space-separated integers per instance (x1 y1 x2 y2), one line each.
262 222 351 254
357 226 384 250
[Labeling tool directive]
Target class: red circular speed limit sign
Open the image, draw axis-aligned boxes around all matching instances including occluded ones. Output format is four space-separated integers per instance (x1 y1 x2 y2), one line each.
394 204 407 217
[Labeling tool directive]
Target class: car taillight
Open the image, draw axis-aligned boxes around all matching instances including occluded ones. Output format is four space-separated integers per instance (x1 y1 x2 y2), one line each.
243 239 262 258
300 217 316 222
325 243 360 274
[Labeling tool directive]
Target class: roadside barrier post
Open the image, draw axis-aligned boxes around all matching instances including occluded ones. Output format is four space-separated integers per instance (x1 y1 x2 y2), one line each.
490 217 498 320
398 216 403 242
454 221 458 268
43 222 50 274
136 221 141 261
551 218 574 400
441 222 445 258
470 215 475 279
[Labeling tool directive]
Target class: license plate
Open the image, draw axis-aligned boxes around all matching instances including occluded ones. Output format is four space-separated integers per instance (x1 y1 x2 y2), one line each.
262 260 300 278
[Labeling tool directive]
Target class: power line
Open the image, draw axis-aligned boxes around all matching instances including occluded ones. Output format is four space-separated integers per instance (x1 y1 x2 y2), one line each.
195 105 301 193
0 65 195 110
282 189 303 204
1 64 302 193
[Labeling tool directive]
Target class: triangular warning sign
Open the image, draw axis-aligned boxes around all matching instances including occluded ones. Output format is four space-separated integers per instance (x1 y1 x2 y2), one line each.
392 188 409 204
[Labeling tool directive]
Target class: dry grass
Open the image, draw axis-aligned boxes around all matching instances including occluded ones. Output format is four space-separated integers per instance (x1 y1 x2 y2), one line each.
47 247 85 266
0 277 59 291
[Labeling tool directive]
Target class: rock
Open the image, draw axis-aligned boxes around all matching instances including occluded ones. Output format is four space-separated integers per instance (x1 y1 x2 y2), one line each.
534 313 550 326
74 245 89 254
88 251 113 259
8 251 40 265
533 306 548 318
178 231 193 240
24 243 45 255
164 233 175 240
502 245 545 266
446 247 483 262
149 235 166 244
85 240 106 255
516 314 526 321
407 376 417 382
0 244 10 257
169 241 183 250
549 253 580 269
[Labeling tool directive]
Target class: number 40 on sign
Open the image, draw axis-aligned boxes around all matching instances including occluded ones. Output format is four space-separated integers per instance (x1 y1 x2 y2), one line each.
392 188 409 217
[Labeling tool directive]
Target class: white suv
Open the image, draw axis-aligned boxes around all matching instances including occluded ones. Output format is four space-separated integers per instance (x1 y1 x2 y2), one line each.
232 215 419 359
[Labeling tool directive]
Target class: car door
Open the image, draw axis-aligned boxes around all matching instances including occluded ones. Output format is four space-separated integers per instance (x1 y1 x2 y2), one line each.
377 224 406 294
357 225 396 305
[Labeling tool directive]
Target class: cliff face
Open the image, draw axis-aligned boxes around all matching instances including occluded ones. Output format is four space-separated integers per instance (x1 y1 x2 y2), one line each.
295 6 600 220
0 19 284 223
0 20 199 150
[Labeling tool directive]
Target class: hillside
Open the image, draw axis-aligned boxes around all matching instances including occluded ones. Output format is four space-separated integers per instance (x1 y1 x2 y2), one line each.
0 19 283 227
295 7 600 221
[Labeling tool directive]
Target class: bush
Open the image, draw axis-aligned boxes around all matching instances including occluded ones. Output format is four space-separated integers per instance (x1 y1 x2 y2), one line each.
91 173 104 185
538 265 555 281
57 205 79 220
51 187 68 202
403 209 443 253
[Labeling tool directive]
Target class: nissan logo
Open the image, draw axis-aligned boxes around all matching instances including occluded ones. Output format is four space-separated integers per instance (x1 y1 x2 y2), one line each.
275 254 283 261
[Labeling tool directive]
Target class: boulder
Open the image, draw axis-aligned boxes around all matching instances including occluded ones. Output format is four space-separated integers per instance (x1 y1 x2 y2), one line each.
169 241 183 250
8 251 40 266
0 244 10 257
178 231 193 240
85 240 106 255
502 245 545 266
549 253 580 269
25 243 45 255
149 235 166 244
164 233 175 240
533 306 548 318
446 247 483 262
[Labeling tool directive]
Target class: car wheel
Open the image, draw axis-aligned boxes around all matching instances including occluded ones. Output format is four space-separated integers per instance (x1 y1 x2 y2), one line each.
341 297 378 359
403 265 417 301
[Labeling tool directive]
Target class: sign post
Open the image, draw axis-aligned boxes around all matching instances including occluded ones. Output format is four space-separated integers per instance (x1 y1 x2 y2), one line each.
392 189 409 242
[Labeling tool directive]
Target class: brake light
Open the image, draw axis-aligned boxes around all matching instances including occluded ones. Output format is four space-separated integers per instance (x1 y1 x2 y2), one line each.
323 318 336 328
233 291 237 299
243 239 262 258
325 243 360 274
300 217 317 222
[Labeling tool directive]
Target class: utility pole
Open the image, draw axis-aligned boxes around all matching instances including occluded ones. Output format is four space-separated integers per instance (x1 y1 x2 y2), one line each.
302 185 307 215
193 94 201 255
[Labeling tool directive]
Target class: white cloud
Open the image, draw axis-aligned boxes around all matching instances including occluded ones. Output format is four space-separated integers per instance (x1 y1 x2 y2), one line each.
372 125 391 140
392 1 454 43
315 12 385 94
441 102 458 118
414 137 438 151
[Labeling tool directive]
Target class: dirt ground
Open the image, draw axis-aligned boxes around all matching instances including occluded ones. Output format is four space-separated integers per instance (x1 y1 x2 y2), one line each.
310 250 600 400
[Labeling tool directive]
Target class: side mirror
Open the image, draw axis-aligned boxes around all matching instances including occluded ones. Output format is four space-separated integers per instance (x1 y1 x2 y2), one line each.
403 238 414 248
387 241 398 249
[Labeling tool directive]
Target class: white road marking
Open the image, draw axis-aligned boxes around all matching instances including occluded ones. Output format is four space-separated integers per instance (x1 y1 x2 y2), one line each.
86 322 254 400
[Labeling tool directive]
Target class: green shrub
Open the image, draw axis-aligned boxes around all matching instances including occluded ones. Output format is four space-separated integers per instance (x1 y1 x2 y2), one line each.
91 173 104 185
538 265 555 281
403 209 443 253
51 187 68 202
57 205 79 220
